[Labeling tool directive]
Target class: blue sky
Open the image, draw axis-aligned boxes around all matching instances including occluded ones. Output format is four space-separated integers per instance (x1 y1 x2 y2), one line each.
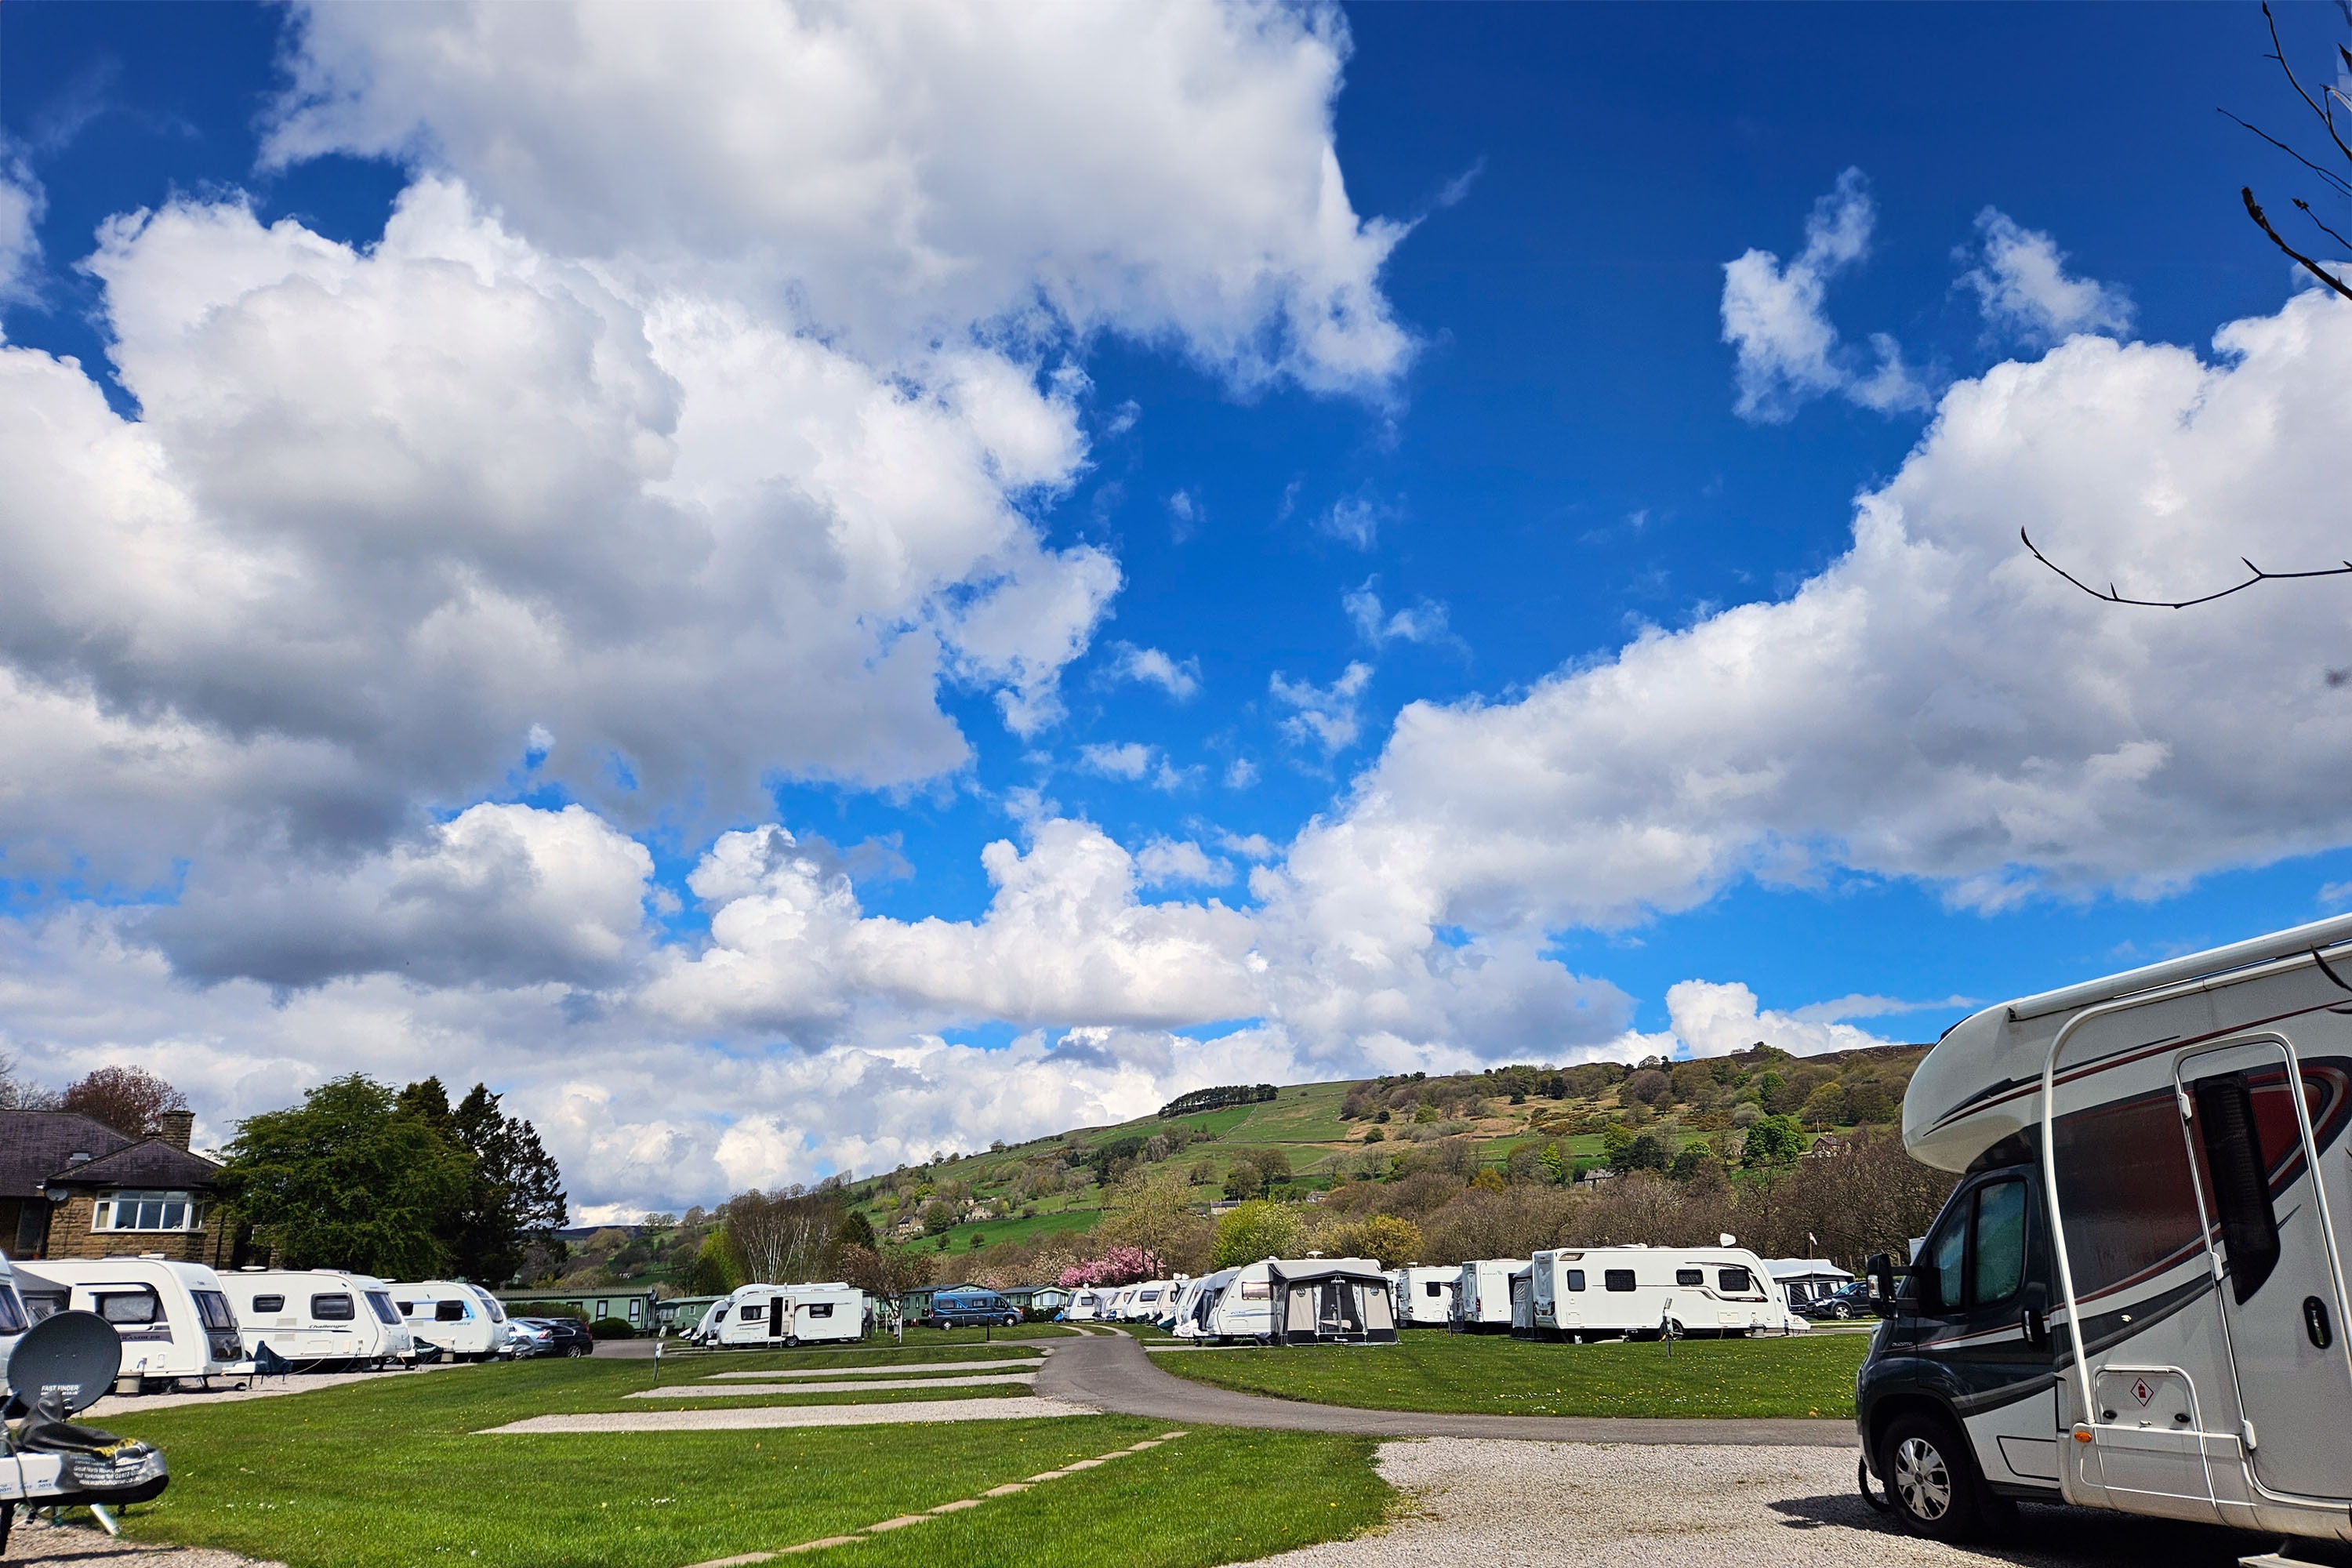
5 2 2350 1213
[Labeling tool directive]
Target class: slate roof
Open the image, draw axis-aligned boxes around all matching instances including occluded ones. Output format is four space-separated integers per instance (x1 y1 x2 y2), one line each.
0 1111 133 1200
44 1138 221 1191
0 1111 219 1199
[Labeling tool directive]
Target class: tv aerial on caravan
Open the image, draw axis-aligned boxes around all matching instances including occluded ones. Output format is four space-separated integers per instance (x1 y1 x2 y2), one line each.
0 1308 172 1549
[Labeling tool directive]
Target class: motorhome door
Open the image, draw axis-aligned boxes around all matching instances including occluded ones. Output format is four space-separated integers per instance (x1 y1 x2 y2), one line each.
2179 1040 2352 1501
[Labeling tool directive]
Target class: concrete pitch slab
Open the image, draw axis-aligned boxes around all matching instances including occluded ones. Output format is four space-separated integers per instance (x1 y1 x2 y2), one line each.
480 1396 1099 1433
629 1372 1035 1397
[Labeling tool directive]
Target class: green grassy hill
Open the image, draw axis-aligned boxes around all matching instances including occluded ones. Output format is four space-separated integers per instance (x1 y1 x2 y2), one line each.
849 1041 1930 1257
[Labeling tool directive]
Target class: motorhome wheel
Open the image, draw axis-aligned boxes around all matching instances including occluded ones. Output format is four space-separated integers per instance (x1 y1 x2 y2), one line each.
1879 1412 2001 1543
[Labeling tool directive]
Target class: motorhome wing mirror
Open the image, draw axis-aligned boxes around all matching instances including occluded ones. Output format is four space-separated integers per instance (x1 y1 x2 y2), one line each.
1866 1252 1898 1318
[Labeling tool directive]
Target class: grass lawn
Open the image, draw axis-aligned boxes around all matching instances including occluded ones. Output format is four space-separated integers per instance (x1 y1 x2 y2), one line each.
107 1355 1390 1568
1157 1331 1868 1420
920 1206 1104 1250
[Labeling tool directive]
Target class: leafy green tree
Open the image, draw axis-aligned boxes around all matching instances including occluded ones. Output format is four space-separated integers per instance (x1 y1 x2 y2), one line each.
1359 1214 1422 1269
834 1210 879 1251
1209 1200 1305 1268
219 1075 474 1278
1742 1113 1805 1167
1222 1161 1265 1202
444 1083 569 1285
1538 1142 1571 1185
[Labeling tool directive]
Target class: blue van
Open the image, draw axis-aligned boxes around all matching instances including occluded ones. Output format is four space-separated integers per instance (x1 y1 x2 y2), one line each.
929 1287 1021 1328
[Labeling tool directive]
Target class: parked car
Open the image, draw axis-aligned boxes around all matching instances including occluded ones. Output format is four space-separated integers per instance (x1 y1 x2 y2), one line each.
929 1287 1020 1328
1796 1281 1871 1320
517 1316 596 1357
503 1319 556 1357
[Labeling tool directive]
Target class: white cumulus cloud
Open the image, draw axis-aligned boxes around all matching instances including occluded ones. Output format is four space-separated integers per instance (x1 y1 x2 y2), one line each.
1960 208 2134 347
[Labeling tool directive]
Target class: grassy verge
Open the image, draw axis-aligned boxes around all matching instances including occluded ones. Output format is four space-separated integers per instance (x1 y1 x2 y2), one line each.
106 1357 1390 1568
1157 1331 1867 1419
659 1342 1046 1370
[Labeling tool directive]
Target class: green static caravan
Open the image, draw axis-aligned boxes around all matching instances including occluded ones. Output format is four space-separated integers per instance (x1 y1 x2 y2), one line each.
652 1294 723 1336
495 1287 658 1332
896 1283 978 1325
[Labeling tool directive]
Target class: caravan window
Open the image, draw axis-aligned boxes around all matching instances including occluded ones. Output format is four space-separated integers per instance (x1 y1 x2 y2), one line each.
1717 1268 1756 1295
0 1287 25 1334
1240 1280 1270 1300
20 1289 64 1323
1675 1269 1704 1287
1566 1270 1585 1292
193 1290 237 1332
252 1294 286 1313
2196 1073 2285 1304
808 1302 834 1318
95 1287 162 1325
1424 1281 1443 1297
312 1294 356 1321
366 1291 401 1325
740 1304 764 1321
1604 1270 1635 1293
434 1300 468 1322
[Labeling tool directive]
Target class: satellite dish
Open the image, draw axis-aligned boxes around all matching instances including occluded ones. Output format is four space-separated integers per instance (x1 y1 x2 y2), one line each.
5 1309 122 1417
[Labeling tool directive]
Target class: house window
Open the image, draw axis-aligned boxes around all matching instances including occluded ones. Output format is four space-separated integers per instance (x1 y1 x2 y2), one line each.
93 1190 205 1232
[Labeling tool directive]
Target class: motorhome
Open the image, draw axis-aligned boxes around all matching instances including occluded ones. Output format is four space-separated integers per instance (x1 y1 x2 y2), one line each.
220 1269 412 1367
1860 913 2352 1545
390 1281 511 1359
1391 1265 1456 1328
1520 1243 1791 1340
713 1282 867 1345
1455 1258 1521 1333
1197 1258 1396 1344
12 1257 245 1388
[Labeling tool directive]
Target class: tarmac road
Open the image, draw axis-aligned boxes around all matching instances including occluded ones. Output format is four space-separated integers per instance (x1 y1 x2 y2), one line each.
1033 1330 1857 1446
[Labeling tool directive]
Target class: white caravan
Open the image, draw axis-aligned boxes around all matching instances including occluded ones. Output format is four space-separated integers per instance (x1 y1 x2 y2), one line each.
1454 1259 1520 1333
0 1252 34 1371
1859 913 2352 1545
712 1282 866 1347
694 1299 733 1345
1062 1289 1104 1322
1197 1258 1397 1344
12 1257 246 1387
220 1269 413 1367
1167 1273 1224 1336
1391 1266 1456 1328
1522 1244 1791 1340
390 1281 511 1359
1119 1279 1184 1323
1509 1265 1533 1333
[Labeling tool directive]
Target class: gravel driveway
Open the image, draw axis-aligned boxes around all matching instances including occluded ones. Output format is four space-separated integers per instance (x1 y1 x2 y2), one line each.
1243 1439 2271 1567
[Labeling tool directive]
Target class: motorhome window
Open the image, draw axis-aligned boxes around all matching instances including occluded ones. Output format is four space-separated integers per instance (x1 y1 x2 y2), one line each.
2196 1073 2285 1305
1718 1268 1755 1294
366 1292 401 1325
1566 1270 1585 1291
253 1294 286 1313
193 1290 237 1332
1675 1269 1704 1287
1240 1280 1270 1299
434 1301 467 1322
2052 1085 2205 1301
808 1302 833 1318
0 1287 25 1334
1970 1178 2027 1306
1604 1270 1636 1292
312 1294 356 1321
1924 1211 1967 1312
95 1288 161 1325
20 1290 64 1322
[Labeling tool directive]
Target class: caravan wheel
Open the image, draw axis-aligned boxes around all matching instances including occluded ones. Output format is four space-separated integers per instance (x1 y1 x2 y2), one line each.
1880 1412 2005 1544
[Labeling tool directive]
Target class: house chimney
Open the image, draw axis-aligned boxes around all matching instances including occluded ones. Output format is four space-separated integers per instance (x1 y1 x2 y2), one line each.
158 1110 194 1151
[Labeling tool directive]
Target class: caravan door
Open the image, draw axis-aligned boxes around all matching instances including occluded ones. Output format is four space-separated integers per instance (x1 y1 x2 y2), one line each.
2179 1041 2352 1501
770 1294 789 1342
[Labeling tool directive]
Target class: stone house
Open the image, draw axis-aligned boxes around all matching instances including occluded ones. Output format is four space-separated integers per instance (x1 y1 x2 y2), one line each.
0 1109 231 1265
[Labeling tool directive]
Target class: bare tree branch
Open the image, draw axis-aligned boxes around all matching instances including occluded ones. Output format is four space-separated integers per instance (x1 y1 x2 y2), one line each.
2264 2 2352 168
2294 197 2352 254
2242 187 2352 302
2021 528 2352 609
2218 109 2352 201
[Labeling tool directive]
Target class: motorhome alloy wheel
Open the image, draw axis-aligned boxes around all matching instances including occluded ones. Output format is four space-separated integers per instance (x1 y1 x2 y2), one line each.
1879 1413 1998 1543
